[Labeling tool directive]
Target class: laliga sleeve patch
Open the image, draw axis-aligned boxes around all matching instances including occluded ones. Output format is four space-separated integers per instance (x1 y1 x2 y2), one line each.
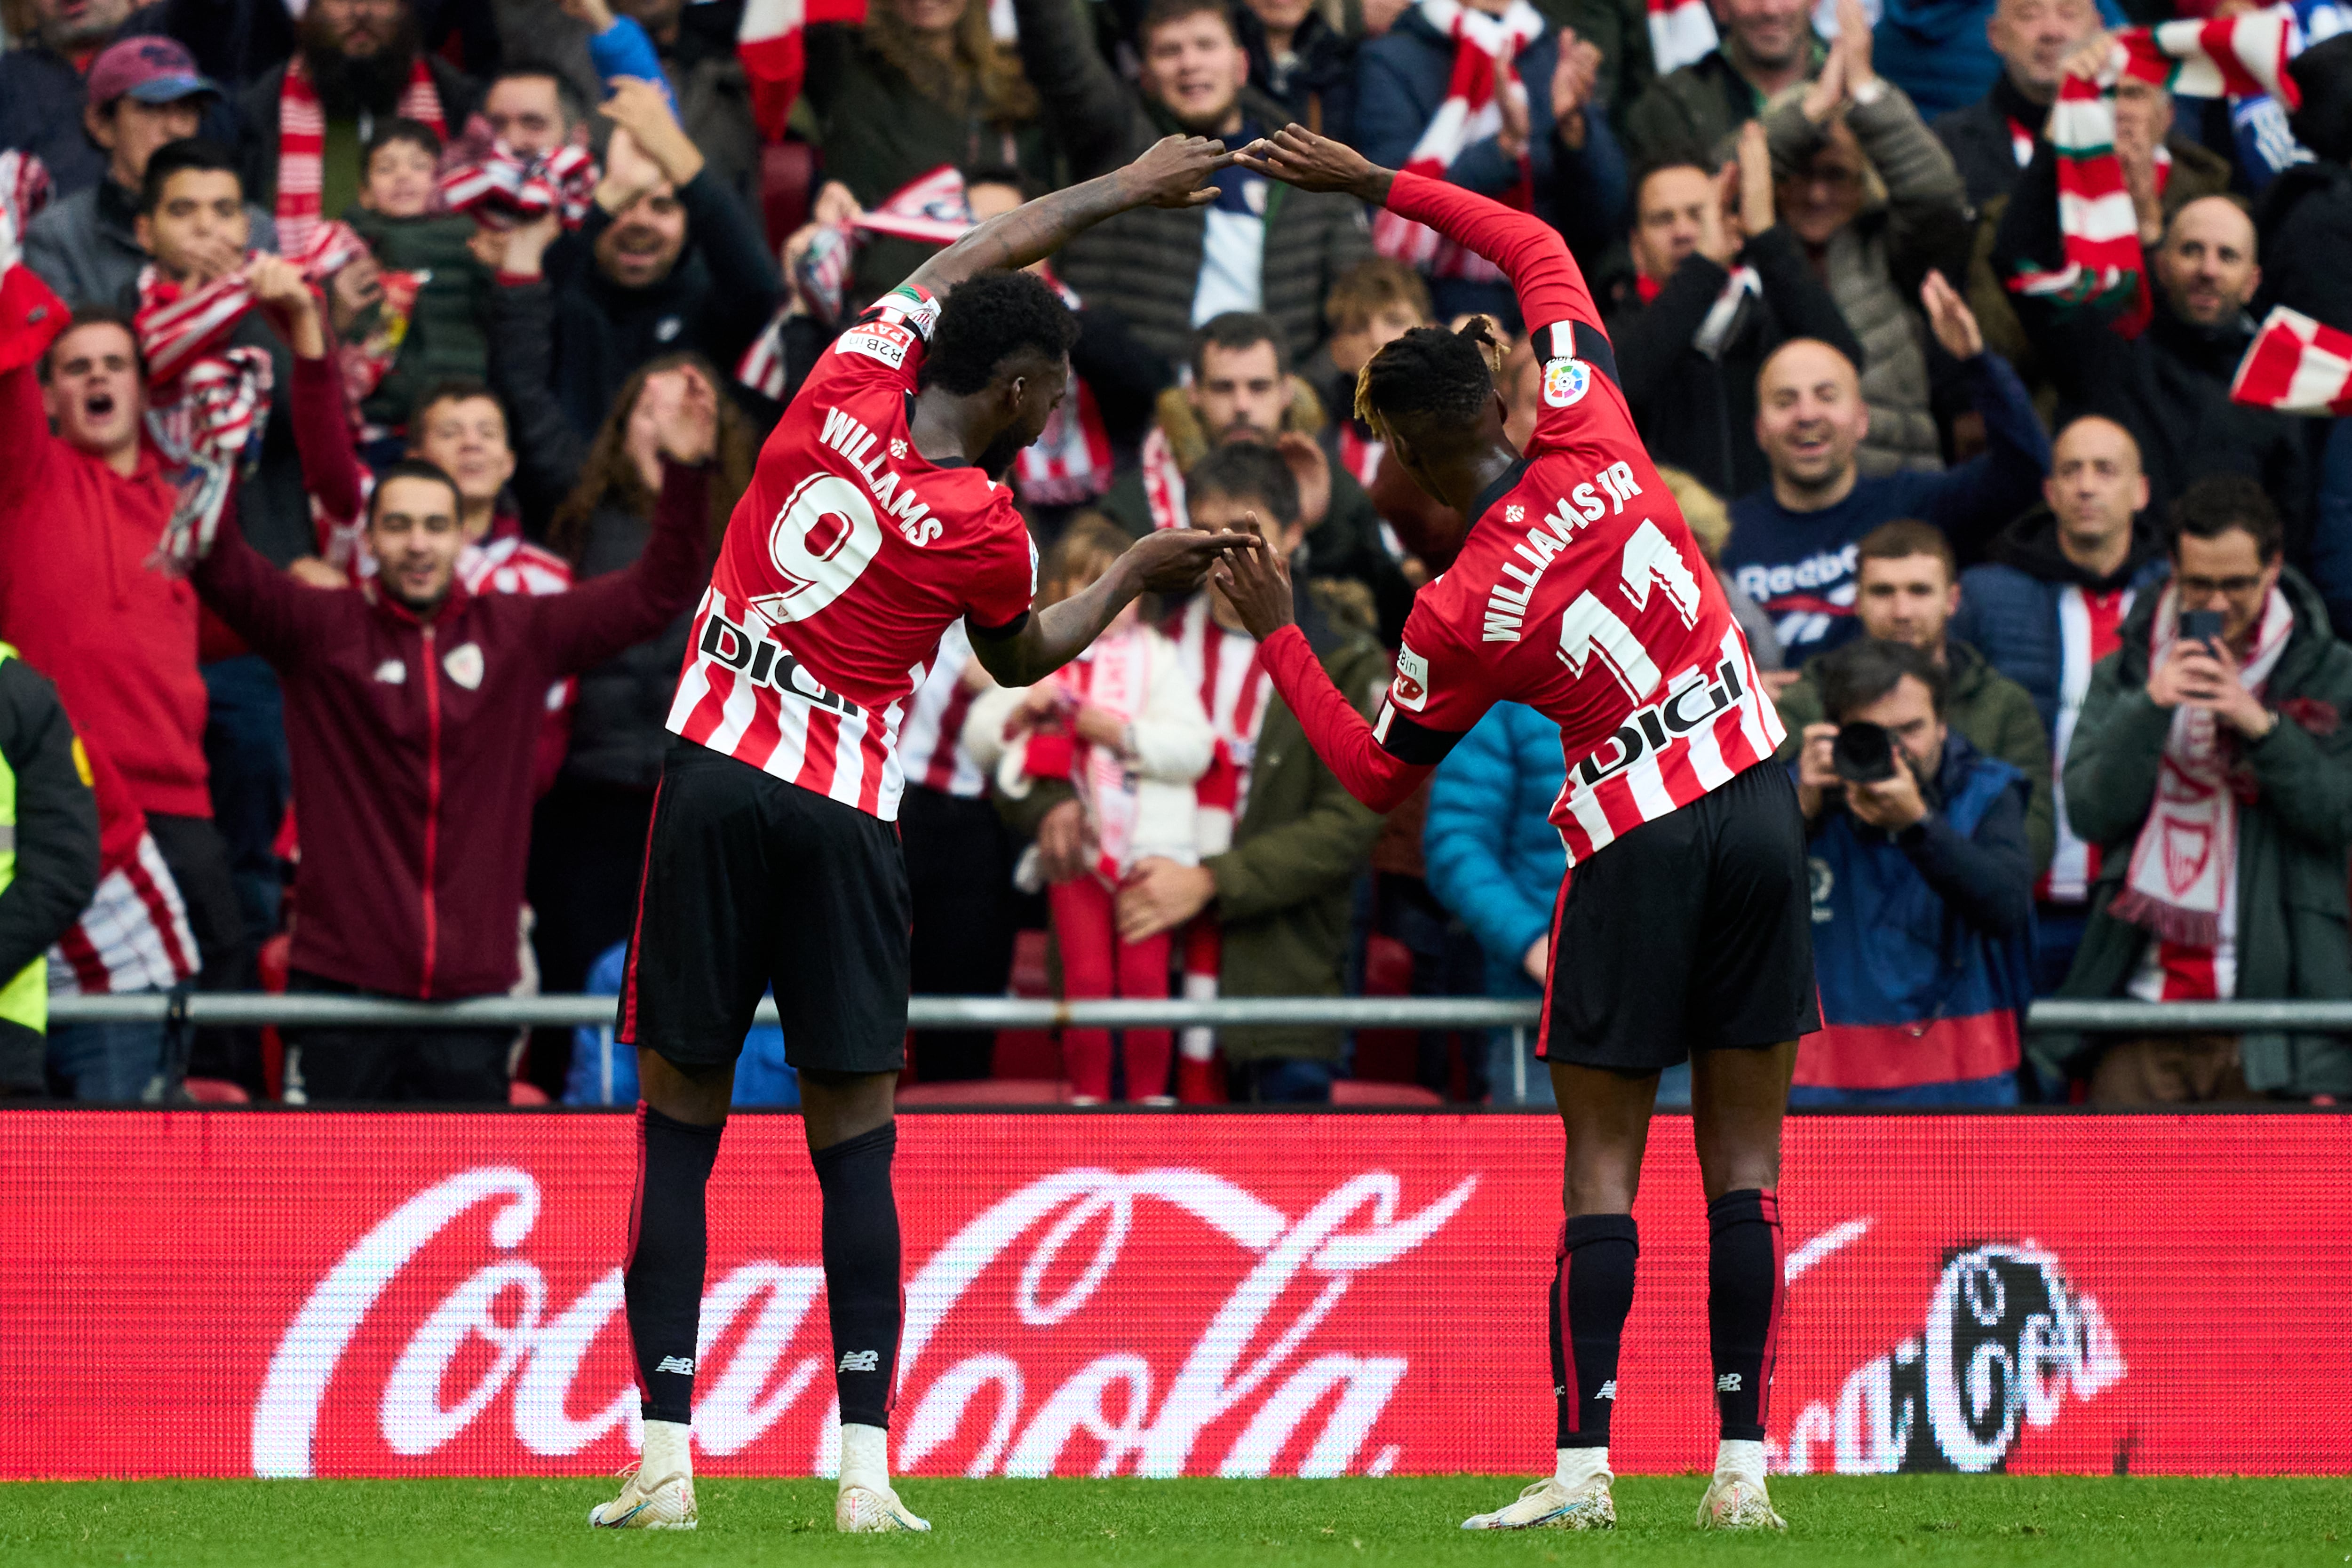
835 321 916 368
1543 356 1591 408
1390 643 1431 712
872 284 942 341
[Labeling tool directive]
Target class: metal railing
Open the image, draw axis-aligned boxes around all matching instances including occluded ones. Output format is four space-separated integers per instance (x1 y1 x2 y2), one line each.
41 992 2352 1029
42 994 2348 1107
46 993 2352 1032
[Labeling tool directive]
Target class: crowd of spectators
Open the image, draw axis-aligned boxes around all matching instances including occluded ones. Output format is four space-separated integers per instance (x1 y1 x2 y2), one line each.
2 0 2347 1110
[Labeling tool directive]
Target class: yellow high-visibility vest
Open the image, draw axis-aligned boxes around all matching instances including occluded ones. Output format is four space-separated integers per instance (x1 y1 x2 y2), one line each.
0 643 49 1037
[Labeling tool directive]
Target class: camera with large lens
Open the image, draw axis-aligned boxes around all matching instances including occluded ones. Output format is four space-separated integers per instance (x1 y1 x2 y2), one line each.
1830 720 1899 785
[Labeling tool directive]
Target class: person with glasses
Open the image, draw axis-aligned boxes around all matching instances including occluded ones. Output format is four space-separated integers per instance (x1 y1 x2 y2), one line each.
2046 475 2352 1105
1760 0 1973 482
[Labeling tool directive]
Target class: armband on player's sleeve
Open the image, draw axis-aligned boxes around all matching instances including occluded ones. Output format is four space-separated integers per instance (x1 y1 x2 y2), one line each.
860 283 942 342
1372 703 1467 766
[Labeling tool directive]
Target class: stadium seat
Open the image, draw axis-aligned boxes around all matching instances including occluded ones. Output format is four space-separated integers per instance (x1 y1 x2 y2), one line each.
897 1079 1066 1106
182 1078 251 1104
1329 1080 1444 1107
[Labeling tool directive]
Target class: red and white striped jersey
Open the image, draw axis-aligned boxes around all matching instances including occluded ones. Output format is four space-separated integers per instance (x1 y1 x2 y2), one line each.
461 534 574 599
667 283 1038 820
895 619 987 799
48 733 200 997
1357 176 1784 865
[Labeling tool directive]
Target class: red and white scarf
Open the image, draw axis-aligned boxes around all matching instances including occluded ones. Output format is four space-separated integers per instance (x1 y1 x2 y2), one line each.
1011 267 1112 506
136 223 367 567
437 119 599 232
1052 625 1157 884
2109 581 2292 954
739 0 870 142
0 150 50 274
2042 582 2137 904
2231 305 2352 414
740 165 980 391
275 52 445 257
1370 0 1545 283
1140 424 1190 533
2016 10 2300 313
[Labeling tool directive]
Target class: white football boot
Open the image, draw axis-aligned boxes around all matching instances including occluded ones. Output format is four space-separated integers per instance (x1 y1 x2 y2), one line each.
836 1483 932 1533
1460 1476 1617 1531
587 1465 698 1530
1695 1474 1787 1531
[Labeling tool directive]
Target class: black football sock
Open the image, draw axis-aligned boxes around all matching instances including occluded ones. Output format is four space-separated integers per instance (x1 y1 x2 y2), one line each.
813 1120 902 1431
624 1102 725 1425
1551 1213 1638 1449
1707 1188 1783 1442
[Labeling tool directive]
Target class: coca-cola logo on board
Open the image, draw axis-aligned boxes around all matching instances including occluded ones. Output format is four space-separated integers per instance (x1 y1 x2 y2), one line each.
251 1164 1478 1480
1782 1240 2126 1475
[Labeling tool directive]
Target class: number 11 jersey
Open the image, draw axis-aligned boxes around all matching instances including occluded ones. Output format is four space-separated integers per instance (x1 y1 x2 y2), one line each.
1372 315 1785 866
667 283 1038 821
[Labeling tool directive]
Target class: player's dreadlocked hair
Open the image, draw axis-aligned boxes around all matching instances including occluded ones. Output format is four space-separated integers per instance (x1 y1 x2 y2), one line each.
921 270 1081 395
1352 315 1508 446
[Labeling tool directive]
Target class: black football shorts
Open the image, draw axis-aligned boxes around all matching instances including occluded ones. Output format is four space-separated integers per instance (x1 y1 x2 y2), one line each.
1538 757 1820 1074
617 740 911 1076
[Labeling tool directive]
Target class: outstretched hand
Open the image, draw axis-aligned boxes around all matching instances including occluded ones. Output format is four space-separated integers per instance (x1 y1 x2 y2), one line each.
1232 125 1393 206
1208 512 1296 639
1125 134 1240 210
1120 525 1263 594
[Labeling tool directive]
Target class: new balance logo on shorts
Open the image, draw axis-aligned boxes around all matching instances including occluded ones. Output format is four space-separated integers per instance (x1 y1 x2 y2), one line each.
1597 1380 1618 1400
654 1356 695 1377
1716 1372 1742 1393
838 1350 880 1373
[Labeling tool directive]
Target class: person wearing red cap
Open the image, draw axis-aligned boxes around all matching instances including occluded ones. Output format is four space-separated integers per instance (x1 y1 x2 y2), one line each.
0 6 227 199
22 35 272 309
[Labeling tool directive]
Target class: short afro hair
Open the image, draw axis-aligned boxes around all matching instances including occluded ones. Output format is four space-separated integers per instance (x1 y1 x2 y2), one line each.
921 270 1080 396
1353 317 1505 445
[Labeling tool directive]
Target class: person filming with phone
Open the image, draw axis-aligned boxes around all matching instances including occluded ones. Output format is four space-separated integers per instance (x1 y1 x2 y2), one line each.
2049 476 2352 1106
1792 637 2037 1106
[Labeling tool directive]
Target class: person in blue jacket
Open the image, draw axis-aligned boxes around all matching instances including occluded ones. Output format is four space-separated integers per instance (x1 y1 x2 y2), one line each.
1354 0 1628 323
1423 702 1692 1107
1790 637 2034 1105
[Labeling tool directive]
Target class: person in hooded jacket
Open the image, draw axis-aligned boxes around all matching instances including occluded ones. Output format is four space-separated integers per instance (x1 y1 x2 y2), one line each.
1952 414 2170 998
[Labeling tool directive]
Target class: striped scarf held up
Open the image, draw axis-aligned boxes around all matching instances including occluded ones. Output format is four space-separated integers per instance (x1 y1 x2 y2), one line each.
1369 0 1546 284
275 52 445 257
2015 8 2302 314
135 223 368 569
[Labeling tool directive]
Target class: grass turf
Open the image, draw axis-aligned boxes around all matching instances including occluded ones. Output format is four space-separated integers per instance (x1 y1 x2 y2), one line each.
0 1476 2343 1568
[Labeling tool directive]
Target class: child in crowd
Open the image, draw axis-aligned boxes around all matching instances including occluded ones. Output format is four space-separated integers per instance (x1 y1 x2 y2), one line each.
964 517 1213 1104
343 119 492 443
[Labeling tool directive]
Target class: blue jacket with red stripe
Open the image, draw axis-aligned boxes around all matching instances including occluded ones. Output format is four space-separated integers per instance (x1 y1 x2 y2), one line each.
1797 732 2035 1091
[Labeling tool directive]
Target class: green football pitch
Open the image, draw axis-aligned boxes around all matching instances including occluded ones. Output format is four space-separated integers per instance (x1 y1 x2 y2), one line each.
2 1476 2344 1568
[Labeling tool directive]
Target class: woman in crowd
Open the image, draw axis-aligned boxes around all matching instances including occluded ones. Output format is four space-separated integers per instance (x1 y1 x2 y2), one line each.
801 0 1051 303
520 353 757 1021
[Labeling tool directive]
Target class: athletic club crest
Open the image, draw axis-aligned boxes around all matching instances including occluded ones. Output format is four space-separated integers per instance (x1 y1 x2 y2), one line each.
2162 820 2212 896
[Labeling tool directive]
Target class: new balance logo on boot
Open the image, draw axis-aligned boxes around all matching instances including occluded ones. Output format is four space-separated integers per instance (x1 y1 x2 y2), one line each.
1716 1372 1742 1393
839 1349 879 1373
655 1356 695 1376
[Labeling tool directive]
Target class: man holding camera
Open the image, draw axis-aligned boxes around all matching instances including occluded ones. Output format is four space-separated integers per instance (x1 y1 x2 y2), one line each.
2050 477 2352 1105
1775 520 2053 872
1791 638 2037 1105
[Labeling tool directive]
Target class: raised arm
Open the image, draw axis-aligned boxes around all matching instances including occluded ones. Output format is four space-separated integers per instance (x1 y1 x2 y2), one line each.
967 527 1262 689
904 135 1238 301
1210 524 1447 815
1234 125 1602 336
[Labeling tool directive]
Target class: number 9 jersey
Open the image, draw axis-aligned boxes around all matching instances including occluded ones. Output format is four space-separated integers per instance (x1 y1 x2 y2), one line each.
667 283 1039 821
1373 319 1785 867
